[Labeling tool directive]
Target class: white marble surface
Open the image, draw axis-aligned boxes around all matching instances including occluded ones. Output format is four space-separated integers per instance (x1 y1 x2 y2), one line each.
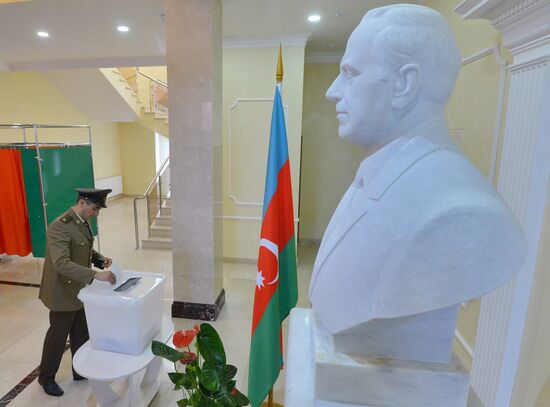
330 305 458 363
166 0 224 305
285 308 473 407
309 4 526 363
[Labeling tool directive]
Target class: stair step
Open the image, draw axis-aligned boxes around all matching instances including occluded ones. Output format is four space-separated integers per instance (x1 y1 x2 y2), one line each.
142 237 172 250
160 206 171 216
154 215 171 226
149 225 171 238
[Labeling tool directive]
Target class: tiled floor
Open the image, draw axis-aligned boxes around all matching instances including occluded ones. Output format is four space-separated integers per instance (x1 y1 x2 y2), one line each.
0 197 315 406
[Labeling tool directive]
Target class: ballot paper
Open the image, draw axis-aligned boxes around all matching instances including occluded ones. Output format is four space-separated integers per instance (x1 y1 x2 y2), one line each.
111 262 123 282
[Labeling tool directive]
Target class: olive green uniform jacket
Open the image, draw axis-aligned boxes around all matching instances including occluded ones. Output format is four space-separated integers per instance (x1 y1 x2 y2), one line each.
39 208 100 311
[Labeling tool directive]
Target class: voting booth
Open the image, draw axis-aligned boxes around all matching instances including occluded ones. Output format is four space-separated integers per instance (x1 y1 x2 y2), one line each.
78 271 165 355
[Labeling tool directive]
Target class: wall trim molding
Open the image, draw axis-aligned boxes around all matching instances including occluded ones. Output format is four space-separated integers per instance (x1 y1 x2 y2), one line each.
227 97 287 207
461 46 495 66
457 43 507 184
509 55 550 72
454 329 475 359
223 34 309 49
305 53 344 64
223 215 299 222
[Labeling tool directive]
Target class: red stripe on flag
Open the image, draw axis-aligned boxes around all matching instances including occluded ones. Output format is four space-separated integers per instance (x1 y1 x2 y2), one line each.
250 159 295 334
261 160 294 248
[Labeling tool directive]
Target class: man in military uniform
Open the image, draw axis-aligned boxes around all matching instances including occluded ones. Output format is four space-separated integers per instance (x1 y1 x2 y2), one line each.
38 188 117 397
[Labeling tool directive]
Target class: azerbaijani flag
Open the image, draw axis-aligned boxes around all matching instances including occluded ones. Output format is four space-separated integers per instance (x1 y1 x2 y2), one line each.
247 84 298 406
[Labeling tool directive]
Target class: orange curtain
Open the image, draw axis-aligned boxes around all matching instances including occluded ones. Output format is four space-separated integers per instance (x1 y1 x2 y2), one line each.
0 149 32 256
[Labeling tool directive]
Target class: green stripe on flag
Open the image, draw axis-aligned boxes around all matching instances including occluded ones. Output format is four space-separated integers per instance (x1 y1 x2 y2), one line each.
278 235 298 319
248 287 282 407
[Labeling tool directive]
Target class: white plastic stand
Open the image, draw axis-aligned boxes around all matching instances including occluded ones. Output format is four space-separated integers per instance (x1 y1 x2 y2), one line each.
73 316 174 407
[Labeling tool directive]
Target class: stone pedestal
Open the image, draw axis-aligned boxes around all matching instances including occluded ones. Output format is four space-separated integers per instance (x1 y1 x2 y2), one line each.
285 308 480 407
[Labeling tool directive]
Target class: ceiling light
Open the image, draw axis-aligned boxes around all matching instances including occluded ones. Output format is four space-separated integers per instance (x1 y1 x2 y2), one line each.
36 31 49 38
117 25 129 32
308 14 321 22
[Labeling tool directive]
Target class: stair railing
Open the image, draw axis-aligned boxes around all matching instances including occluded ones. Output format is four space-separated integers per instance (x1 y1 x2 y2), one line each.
133 156 170 249
135 68 168 115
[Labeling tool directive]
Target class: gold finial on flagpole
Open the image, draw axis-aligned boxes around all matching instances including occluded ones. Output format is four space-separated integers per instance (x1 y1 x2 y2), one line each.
276 44 283 84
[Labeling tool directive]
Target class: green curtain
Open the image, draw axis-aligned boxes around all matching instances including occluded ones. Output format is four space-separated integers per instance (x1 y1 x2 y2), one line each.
20 145 96 257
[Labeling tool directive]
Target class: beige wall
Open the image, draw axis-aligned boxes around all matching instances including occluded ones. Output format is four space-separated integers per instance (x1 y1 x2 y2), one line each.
0 71 121 180
139 66 167 83
118 122 156 195
426 0 505 369
299 63 366 241
222 45 305 260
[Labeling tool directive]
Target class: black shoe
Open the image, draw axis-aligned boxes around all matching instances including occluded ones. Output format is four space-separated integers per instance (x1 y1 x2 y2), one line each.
42 381 64 397
73 375 87 381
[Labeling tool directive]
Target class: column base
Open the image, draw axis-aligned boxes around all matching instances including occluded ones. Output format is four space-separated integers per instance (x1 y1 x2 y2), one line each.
171 289 225 321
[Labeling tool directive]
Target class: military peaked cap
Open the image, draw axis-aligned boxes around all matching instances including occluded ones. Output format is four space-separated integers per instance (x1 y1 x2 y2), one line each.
75 188 112 208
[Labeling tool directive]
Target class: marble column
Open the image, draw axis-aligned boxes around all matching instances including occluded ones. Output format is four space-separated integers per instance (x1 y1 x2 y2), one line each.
455 1 550 405
165 0 224 320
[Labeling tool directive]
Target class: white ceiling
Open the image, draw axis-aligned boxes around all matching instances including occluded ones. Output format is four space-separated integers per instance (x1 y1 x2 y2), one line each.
0 0 421 71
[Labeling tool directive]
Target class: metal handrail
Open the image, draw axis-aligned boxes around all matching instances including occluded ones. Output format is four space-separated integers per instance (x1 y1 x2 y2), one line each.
0 124 90 129
136 68 167 88
133 156 170 249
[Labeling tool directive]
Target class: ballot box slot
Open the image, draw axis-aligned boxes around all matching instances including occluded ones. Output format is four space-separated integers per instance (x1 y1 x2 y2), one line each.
114 277 142 292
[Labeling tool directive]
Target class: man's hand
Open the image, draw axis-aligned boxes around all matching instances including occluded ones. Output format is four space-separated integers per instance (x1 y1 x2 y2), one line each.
103 257 113 268
95 270 116 285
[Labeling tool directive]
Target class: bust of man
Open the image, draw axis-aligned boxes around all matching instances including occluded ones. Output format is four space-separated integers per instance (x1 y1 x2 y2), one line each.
308 4 526 363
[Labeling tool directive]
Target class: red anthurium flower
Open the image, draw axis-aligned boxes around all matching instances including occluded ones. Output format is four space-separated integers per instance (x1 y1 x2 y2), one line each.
231 387 237 396
173 329 196 348
194 324 201 333
180 352 197 364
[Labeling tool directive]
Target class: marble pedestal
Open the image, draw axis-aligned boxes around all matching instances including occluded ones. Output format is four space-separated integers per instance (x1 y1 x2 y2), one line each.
284 308 479 407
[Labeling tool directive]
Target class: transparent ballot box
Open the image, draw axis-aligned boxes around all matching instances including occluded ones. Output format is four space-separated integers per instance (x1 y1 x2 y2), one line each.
78 271 165 355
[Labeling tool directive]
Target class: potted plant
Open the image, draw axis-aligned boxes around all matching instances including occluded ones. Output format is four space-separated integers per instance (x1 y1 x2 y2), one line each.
152 323 250 407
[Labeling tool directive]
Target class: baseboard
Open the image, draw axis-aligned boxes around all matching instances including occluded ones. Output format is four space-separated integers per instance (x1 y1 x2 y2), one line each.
223 257 256 264
172 289 225 321
298 238 321 246
95 175 123 197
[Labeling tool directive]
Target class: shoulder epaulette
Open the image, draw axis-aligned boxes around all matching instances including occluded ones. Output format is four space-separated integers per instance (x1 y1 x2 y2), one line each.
59 216 73 224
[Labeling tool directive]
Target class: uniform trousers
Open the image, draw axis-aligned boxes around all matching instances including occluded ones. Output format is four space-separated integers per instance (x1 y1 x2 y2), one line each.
38 309 89 384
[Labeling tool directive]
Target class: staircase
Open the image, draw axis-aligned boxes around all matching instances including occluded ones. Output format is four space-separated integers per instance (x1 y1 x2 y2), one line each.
142 196 172 250
109 67 173 251
110 67 169 137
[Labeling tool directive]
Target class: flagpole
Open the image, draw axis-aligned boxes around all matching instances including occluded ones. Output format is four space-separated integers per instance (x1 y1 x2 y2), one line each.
260 43 285 407
276 44 283 94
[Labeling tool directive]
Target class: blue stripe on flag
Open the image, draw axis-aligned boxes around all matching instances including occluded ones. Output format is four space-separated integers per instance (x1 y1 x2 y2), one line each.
262 86 289 218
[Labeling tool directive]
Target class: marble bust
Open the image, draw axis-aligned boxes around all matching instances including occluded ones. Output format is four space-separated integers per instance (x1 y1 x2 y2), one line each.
308 4 527 363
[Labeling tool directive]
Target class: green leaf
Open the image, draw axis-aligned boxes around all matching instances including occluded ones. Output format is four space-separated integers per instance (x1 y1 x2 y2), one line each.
186 363 198 382
218 393 237 407
168 372 184 389
197 323 226 366
151 340 185 362
190 391 203 405
225 365 237 380
226 380 236 391
200 367 220 392
231 388 250 406
176 398 188 407
168 372 193 390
